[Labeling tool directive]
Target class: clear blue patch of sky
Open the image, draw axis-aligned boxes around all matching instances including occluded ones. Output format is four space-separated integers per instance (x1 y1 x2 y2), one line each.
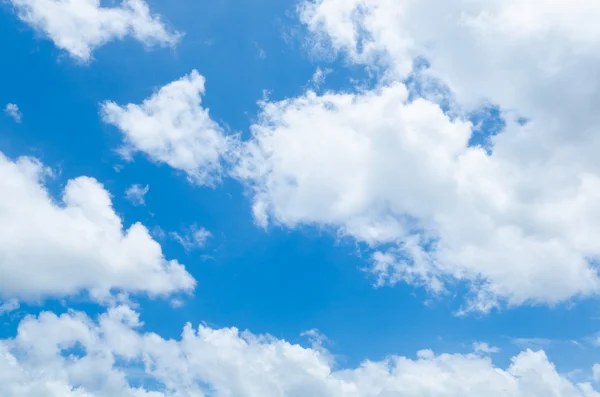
468 104 506 152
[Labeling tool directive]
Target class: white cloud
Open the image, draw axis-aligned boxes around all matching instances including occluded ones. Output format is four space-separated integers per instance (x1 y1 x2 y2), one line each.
170 224 211 251
125 184 149 206
102 70 236 186
299 0 600 119
473 342 500 355
593 364 600 382
235 80 600 312
0 152 195 302
512 338 554 350
10 0 180 61
0 299 20 316
0 305 598 397
298 0 600 171
230 0 600 312
4 103 22 123
312 67 332 86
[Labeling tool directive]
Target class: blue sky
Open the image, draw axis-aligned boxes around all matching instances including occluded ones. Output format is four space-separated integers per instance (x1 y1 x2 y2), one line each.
2 1 600 396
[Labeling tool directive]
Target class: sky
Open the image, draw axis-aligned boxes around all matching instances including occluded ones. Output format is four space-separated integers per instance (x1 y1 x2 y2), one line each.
2 0 600 396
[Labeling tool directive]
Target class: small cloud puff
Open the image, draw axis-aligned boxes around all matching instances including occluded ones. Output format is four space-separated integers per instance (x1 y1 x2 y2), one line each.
473 341 500 355
4 103 22 123
125 184 150 206
171 224 212 252
0 299 19 315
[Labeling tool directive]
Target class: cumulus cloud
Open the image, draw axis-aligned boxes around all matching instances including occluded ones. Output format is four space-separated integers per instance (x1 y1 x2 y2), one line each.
299 0 600 119
0 152 195 302
125 183 149 206
0 305 598 397
235 81 600 311
102 70 236 186
4 103 22 123
9 0 180 61
230 0 600 312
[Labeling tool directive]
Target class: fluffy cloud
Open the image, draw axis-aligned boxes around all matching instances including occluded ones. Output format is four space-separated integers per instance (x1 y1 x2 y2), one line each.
231 0 600 312
473 342 500 355
125 184 149 206
0 305 598 397
0 152 195 302
102 70 236 186
4 103 22 123
10 0 180 61
235 80 600 311
299 0 600 152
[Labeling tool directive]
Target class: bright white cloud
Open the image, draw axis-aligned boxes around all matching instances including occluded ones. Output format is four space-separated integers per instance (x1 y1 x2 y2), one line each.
10 0 180 61
170 224 211 251
0 152 195 302
102 70 235 186
235 81 600 312
231 0 600 312
1 305 598 397
298 0 600 158
125 184 149 206
298 0 600 157
4 103 22 123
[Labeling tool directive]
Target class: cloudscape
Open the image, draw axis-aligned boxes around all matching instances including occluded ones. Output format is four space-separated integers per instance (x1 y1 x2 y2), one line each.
2 0 600 395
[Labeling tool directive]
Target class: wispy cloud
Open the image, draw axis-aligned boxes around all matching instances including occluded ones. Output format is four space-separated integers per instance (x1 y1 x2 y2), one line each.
171 224 212 252
0 299 19 315
311 67 331 86
473 341 500 354
253 42 267 59
125 184 150 206
4 103 22 123
511 338 553 350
